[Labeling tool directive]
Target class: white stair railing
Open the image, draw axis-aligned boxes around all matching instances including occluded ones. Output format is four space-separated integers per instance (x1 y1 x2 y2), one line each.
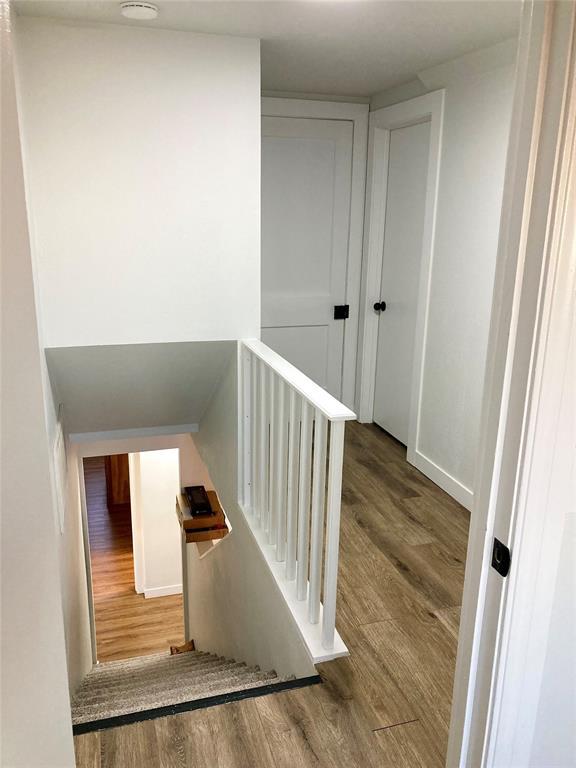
239 339 355 657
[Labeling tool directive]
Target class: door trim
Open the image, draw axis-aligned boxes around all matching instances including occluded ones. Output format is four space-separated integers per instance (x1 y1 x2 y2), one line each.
77 434 190 664
78 454 98 665
356 92 453 491
448 2 576 764
261 98 369 411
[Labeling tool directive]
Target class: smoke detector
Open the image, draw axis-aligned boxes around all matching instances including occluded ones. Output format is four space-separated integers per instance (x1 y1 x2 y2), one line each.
120 2 159 20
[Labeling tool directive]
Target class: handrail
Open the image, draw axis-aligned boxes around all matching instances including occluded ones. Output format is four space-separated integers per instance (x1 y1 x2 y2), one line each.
242 339 356 422
238 339 354 657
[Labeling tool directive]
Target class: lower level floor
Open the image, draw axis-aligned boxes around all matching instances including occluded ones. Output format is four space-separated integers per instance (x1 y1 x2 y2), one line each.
75 421 469 767
84 456 184 662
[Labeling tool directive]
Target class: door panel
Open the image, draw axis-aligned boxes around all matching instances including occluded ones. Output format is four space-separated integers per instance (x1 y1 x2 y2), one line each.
261 116 353 398
104 453 131 511
373 120 431 443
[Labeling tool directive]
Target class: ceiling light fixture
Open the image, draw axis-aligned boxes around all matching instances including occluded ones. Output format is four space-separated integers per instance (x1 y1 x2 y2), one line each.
120 2 159 21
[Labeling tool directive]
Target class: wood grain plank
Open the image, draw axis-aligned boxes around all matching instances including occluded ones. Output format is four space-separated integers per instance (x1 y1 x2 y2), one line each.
254 685 388 768
152 714 188 768
360 616 458 733
100 722 160 768
175 709 218 768
207 699 276 768
373 718 445 768
73 731 101 768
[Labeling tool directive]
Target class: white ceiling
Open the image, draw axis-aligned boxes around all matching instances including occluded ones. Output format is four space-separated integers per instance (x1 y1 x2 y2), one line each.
46 341 235 433
14 0 521 97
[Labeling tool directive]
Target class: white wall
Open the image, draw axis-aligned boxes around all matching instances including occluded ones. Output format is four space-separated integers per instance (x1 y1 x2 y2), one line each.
11 14 260 706
58 442 93 694
37 368 95 697
46 340 235 434
14 17 260 348
129 449 182 598
192 354 316 678
0 2 75 763
529 519 576 767
370 40 516 503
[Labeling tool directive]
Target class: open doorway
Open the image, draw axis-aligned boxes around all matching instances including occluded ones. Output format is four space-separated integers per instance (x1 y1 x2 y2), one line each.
83 450 185 663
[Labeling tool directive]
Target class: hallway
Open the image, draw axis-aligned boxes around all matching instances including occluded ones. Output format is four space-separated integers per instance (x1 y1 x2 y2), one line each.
76 422 469 766
84 457 185 662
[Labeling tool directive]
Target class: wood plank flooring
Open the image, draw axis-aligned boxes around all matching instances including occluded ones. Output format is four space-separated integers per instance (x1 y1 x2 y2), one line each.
84 457 185 662
76 423 469 767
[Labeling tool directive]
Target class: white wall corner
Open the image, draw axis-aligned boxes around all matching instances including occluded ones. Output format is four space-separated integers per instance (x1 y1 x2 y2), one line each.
417 38 518 91
369 78 428 111
408 449 474 511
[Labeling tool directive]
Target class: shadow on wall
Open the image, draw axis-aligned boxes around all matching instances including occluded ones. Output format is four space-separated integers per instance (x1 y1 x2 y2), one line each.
46 340 236 435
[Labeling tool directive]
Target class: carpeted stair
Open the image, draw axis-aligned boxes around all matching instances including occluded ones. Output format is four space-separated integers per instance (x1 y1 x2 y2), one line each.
71 649 291 727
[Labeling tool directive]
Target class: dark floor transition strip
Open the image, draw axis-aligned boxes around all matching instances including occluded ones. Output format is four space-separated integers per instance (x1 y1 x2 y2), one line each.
72 675 322 734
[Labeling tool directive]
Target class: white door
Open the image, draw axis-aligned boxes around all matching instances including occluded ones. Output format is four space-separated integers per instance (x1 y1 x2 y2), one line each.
261 116 353 399
373 120 431 443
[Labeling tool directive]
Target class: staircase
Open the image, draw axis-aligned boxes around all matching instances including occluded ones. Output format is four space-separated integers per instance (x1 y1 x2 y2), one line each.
71 650 292 731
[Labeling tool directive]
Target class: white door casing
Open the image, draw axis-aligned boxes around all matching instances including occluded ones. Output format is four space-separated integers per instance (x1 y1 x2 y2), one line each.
373 120 431 444
357 92 461 501
261 98 368 411
447 2 576 765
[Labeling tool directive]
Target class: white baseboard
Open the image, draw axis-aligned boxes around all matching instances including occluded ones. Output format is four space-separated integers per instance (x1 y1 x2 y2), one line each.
408 449 474 511
144 584 182 599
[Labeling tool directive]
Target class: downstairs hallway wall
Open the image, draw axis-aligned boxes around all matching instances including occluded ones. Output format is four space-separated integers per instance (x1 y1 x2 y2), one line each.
129 448 182 598
0 3 75 764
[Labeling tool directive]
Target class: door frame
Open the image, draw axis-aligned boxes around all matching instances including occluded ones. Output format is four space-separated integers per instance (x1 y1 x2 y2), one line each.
261 97 369 412
356 92 450 488
74 431 192 663
77 454 98 665
447 1 576 764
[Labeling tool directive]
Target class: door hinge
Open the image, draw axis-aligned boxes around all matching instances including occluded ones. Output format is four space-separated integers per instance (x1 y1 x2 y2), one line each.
334 304 349 320
491 538 511 577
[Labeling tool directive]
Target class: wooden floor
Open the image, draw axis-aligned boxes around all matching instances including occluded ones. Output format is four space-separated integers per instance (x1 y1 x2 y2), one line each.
76 424 469 767
84 457 185 663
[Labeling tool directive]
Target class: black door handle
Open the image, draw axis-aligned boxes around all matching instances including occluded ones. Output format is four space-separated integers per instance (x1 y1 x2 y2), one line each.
373 301 387 312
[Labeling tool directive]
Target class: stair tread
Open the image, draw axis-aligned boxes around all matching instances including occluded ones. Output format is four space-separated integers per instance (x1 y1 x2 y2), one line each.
73 664 277 706
71 649 290 725
78 654 227 682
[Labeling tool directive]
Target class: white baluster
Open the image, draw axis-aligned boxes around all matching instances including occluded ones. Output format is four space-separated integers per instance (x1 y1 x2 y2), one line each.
275 378 287 561
285 389 300 580
321 420 345 650
296 401 313 600
308 410 327 624
250 354 258 518
241 347 252 510
267 370 276 543
257 358 267 529
238 340 354 657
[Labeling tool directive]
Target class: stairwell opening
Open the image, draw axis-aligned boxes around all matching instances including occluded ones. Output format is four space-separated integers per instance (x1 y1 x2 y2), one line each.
72 428 314 733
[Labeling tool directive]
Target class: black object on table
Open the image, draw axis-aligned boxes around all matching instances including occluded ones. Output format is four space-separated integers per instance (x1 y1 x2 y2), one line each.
183 485 213 517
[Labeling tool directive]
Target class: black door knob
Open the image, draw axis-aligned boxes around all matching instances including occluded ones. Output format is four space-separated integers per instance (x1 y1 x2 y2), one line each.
373 301 387 312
